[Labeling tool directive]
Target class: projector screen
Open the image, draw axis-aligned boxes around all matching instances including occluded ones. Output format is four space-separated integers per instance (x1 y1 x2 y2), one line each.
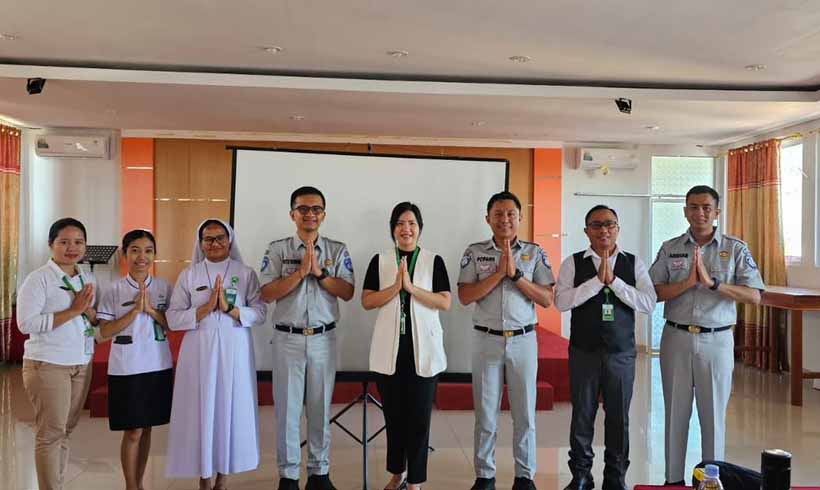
231 148 508 373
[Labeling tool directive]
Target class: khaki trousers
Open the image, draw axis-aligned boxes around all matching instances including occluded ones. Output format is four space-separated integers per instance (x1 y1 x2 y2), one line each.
22 360 92 490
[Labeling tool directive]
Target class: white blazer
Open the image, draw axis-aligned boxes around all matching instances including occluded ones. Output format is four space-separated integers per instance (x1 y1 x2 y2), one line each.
368 247 447 377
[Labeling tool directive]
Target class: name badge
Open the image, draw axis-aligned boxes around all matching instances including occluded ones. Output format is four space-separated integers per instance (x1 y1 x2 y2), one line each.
195 285 208 291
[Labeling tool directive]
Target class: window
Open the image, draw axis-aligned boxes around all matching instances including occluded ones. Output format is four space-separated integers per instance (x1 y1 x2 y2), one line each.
649 156 715 351
780 142 803 264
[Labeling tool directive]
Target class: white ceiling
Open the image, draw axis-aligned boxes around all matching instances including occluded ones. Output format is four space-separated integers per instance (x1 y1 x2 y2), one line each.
2 0 820 145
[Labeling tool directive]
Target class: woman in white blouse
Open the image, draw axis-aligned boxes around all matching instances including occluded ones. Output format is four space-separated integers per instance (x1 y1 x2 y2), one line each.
97 229 173 490
17 217 99 490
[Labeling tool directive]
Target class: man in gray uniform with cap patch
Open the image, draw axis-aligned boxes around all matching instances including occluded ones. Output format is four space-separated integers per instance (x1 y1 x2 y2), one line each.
260 186 355 490
458 191 555 490
649 185 764 486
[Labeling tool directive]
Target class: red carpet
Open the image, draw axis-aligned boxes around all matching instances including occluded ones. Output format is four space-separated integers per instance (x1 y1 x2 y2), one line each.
88 327 570 417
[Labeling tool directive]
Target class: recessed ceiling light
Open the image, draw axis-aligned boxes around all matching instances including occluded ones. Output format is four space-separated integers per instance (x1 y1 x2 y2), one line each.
645 125 660 130
745 64 766 71
471 121 486 127
290 115 305 121
0 33 17 41
387 50 409 58
261 46 283 54
508 55 531 63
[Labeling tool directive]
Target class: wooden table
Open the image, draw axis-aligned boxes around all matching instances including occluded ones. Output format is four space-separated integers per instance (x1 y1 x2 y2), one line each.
761 286 820 406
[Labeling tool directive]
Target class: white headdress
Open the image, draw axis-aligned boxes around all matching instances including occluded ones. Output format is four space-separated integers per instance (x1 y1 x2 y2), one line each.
191 218 244 263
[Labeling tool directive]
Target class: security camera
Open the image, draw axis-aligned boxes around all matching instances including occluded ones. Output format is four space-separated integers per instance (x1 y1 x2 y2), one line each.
614 98 632 114
26 78 46 95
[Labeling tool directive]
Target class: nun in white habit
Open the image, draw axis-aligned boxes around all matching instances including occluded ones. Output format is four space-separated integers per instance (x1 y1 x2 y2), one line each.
165 219 266 490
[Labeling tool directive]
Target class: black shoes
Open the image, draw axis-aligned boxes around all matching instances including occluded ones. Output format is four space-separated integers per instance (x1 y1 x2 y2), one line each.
277 478 299 490
563 474 595 490
305 474 337 490
663 481 685 487
512 477 538 490
470 477 496 490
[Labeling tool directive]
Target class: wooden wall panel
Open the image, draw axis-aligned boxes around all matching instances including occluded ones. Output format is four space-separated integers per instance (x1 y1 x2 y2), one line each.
155 140 190 198
533 148 563 334
189 140 232 200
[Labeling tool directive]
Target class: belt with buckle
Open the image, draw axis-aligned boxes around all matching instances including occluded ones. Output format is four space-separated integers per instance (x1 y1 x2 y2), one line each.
474 324 535 338
275 322 336 336
667 321 732 334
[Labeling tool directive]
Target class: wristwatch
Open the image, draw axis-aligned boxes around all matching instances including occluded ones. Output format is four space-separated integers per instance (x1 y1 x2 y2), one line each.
709 277 721 291
317 268 329 281
225 303 235 313
511 268 524 282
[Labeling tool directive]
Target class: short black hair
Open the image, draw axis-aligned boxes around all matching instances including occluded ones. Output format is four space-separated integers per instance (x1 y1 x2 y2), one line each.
584 205 619 226
198 220 229 241
389 202 424 238
686 185 720 207
486 191 522 215
290 186 326 209
48 218 87 245
122 229 156 253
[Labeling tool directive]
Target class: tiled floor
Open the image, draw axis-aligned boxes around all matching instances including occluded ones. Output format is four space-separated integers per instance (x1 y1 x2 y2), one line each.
2 354 820 490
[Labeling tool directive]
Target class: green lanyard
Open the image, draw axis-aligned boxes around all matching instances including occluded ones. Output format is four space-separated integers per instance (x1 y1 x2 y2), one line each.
396 247 420 335
61 274 94 336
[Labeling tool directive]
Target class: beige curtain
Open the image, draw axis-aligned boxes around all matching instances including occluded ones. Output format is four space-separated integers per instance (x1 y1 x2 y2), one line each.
0 124 21 362
727 139 788 371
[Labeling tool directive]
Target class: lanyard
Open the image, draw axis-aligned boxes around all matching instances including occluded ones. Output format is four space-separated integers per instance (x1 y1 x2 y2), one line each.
396 247 420 335
61 274 94 334
204 260 231 288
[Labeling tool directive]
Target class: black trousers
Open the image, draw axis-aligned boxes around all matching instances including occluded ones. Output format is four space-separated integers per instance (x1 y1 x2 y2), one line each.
377 331 438 484
567 345 636 490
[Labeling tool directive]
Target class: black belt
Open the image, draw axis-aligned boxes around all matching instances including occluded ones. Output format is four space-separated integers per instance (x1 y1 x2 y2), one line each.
667 321 732 334
275 322 336 336
474 324 535 338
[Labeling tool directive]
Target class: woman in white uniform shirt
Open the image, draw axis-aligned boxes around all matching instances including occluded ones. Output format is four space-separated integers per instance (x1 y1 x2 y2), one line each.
97 229 173 490
165 219 266 490
17 217 99 490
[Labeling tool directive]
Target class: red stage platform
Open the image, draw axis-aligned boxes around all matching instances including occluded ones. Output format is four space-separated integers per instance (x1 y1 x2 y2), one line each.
88 327 570 417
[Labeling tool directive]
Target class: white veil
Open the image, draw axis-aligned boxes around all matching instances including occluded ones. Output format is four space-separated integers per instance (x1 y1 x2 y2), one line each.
191 218 244 264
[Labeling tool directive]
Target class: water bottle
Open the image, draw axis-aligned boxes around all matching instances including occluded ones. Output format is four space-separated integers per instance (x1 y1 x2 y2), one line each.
697 464 724 490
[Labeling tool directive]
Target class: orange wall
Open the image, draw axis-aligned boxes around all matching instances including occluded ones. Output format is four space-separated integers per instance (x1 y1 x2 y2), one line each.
533 148 563 334
120 138 155 273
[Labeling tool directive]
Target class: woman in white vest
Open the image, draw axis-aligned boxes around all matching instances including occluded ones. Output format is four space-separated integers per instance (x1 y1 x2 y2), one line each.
362 202 451 490
17 217 99 490
96 229 173 490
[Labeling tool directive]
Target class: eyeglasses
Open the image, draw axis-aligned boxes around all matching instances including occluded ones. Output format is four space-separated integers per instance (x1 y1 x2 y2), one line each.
586 221 619 230
202 235 228 246
686 204 714 214
293 205 325 216
491 210 519 220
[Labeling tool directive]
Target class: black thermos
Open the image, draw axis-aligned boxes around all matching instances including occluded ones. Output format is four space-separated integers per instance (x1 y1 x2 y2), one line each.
761 449 791 490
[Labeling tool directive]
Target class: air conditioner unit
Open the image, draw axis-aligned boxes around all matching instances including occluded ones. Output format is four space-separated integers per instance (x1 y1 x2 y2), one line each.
575 148 639 170
35 135 110 159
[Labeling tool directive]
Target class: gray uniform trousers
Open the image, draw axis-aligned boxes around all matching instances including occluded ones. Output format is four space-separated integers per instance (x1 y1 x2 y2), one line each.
660 326 734 483
472 329 538 480
568 346 635 488
272 328 337 480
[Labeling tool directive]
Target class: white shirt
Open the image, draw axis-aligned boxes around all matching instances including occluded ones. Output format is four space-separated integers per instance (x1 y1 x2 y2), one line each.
16 260 97 365
97 275 174 376
555 247 656 314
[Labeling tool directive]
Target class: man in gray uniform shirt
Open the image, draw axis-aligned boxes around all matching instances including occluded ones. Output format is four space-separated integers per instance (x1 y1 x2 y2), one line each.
649 185 764 486
260 186 355 490
458 191 555 490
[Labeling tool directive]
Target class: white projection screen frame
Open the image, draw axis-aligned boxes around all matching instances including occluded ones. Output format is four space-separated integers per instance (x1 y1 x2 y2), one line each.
231 148 509 374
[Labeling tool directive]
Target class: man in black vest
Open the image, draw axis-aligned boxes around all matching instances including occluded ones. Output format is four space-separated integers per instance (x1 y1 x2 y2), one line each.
555 205 657 490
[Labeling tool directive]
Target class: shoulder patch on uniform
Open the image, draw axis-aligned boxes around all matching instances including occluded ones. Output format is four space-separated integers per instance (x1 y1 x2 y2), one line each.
540 249 551 268
461 250 473 268
344 255 353 272
743 249 758 270
260 255 270 272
